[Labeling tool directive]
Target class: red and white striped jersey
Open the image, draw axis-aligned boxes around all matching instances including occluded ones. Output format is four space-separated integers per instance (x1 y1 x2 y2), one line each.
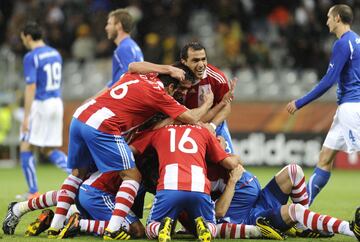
82 171 121 195
73 73 187 135
131 124 229 194
184 64 229 108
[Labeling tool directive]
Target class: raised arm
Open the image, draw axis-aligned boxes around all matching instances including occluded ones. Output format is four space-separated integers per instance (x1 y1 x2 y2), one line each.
128 61 185 81
215 164 244 218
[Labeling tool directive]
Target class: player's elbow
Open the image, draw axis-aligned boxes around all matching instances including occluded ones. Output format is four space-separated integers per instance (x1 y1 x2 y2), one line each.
220 156 240 170
128 62 141 73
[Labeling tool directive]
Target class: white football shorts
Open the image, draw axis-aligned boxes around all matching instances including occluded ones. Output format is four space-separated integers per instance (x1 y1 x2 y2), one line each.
26 97 64 147
323 102 360 153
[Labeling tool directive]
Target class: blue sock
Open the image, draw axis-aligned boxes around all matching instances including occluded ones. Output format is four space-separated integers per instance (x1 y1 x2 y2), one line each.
20 151 38 194
307 167 331 206
48 149 70 174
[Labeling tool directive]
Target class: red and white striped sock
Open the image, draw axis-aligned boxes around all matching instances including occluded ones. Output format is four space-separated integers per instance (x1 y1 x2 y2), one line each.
50 175 83 230
216 223 261 239
13 190 58 217
288 164 309 208
79 219 109 236
288 204 355 237
206 222 217 238
106 180 139 232
145 221 161 239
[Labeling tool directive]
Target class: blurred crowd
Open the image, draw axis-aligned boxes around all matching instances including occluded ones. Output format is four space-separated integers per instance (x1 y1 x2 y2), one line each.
1 0 360 76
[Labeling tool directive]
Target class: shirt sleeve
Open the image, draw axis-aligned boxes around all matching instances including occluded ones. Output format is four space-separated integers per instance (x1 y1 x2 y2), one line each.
212 71 230 104
149 87 188 119
205 130 229 163
130 130 155 154
23 53 37 84
295 40 350 109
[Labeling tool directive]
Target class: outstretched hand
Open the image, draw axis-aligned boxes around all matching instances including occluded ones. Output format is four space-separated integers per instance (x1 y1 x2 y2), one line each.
222 77 237 104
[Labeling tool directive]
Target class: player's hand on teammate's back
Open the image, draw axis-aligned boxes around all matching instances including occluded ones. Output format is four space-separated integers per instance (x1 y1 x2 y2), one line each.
286 100 298 115
168 66 185 81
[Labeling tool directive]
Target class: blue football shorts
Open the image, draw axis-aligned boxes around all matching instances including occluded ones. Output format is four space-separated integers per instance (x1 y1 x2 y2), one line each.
67 118 135 172
76 184 138 225
147 190 216 225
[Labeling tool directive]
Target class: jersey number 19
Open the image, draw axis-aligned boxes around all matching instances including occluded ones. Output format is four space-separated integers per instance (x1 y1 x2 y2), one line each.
44 62 61 91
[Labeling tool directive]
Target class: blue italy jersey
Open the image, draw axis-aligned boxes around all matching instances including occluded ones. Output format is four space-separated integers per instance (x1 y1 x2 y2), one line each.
23 45 62 100
108 37 144 87
220 171 261 224
296 30 360 108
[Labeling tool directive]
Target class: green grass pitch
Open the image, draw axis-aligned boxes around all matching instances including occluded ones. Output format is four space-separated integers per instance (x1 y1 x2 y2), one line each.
0 165 359 241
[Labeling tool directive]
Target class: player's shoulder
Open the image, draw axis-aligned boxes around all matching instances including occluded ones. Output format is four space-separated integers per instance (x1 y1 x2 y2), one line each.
118 37 137 49
335 31 359 48
205 64 227 84
23 51 34 61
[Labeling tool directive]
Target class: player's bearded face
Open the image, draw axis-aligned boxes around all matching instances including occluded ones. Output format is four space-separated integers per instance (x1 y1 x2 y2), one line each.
183 49 207 80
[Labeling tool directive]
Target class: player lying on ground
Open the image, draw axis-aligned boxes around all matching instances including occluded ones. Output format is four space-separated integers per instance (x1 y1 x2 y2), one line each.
207 161 360 241
2 171 144 239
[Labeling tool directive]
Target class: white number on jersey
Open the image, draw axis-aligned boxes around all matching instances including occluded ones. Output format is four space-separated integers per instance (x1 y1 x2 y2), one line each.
110 80 139 99
44 62 62 91
168 128 198 153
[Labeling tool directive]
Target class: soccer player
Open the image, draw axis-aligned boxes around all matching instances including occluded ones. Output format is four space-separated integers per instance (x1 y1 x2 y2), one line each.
2 171 144 239
105 8 143 88
210 163 360 241
46 66 214 239
180 42 234 153
130 123 241 241
286 4 360 205
18 22 68 200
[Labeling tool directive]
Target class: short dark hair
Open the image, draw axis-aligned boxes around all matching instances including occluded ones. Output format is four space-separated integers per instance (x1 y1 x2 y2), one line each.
108 9 133 33
21 22 43 40
157 74 180 89
172 62 196 84
180 42 206 60
330 4 353 25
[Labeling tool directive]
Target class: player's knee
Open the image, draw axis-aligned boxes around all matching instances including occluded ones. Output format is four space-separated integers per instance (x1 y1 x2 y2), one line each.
287 163 304 186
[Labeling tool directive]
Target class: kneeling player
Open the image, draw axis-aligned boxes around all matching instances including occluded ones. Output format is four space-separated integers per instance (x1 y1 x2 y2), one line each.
210 163 360 241
130 123 240 241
